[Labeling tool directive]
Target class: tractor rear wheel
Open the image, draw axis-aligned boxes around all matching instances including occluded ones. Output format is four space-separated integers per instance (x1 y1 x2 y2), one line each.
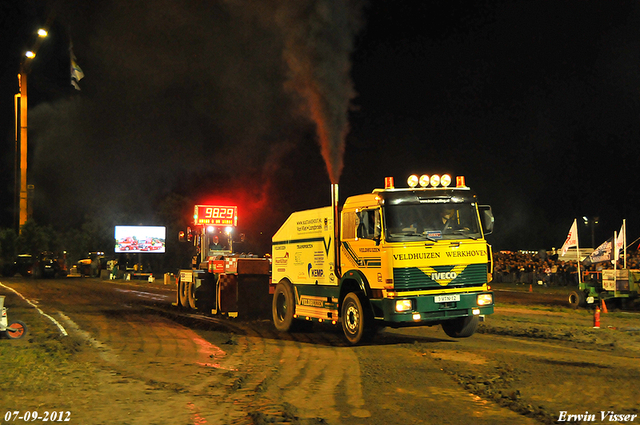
187 281 197 309
178 278 190 308
568 290 586 309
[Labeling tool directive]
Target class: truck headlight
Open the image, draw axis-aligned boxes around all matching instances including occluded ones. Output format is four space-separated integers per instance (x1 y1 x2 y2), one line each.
395 299 413 312
477 294 493 306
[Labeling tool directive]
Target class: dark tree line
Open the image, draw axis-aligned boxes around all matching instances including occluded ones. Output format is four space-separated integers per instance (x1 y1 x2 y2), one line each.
0 192 198 276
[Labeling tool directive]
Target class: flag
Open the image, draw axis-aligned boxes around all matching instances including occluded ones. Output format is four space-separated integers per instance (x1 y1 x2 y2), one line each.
70 42 84 90
614 220 626 260
560 219 579 257
586 237 612 264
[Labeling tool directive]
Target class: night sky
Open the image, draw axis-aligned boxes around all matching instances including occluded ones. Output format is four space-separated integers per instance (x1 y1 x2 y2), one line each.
1 1 639 253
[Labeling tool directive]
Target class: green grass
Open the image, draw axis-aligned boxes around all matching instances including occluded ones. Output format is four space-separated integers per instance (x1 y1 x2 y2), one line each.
0 305 85 396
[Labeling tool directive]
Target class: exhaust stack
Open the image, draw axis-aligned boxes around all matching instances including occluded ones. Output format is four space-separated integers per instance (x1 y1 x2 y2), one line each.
331 183 341 278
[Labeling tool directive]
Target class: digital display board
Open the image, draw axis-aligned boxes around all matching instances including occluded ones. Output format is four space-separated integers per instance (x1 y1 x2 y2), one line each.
115 226 166 253
194 205 237 227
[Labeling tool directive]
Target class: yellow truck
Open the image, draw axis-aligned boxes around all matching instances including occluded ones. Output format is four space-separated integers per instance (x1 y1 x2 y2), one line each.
272 174 495 344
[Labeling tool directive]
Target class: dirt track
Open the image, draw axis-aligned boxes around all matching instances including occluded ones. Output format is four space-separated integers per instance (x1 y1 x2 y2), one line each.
1 277 639 424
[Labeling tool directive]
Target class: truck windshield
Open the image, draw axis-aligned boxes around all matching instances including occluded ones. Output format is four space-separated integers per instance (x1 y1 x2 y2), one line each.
384 202 482 242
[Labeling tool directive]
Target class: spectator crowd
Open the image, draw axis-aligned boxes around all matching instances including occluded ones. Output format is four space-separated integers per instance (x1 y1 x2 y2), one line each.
493 249 640 286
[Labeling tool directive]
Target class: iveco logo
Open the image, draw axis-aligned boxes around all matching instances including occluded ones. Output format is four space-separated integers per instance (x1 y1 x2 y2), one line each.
431 272 458 281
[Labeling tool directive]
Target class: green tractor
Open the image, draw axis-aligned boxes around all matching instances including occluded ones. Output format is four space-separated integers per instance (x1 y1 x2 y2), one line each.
569 269 640 309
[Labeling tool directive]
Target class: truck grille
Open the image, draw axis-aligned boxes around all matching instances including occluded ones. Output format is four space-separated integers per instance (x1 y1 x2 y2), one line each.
393 263 487 291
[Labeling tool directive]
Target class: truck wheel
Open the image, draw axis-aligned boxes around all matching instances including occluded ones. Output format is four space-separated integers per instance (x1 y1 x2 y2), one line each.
187 281 197 309
5 320 27 339
179 279 190 308
441 315 479 338
341 292 374 345
272 281 296 332
568 290 586 309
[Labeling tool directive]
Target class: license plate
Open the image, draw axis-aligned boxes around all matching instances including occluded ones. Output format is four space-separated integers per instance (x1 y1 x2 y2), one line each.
434 294 460 303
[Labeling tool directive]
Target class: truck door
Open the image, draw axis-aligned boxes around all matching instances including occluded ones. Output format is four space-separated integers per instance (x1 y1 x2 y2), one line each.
342 208 383 286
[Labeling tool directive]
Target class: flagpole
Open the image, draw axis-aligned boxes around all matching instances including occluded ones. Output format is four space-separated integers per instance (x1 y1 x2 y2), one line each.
614 231 618 291
623 219 627 269
576 220 582 286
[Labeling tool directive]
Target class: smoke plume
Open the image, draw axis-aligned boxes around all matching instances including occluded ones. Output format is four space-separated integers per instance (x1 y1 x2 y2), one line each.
231 0 363 184
276 1 362 184
22 0 363 233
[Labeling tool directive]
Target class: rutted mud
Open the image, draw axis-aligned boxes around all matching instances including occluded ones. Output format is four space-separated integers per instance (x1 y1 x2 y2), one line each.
2 277 640 425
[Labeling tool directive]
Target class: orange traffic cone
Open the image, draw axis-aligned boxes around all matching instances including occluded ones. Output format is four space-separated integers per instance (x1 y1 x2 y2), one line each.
593 306 601 329
601 299 608 314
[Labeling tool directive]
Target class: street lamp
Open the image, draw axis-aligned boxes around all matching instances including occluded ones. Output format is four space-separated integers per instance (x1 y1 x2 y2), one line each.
14 28 48 232
582 216 599 249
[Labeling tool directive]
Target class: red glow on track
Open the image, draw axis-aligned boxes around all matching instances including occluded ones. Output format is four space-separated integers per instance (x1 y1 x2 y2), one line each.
186 402 208 424
191 335 236 370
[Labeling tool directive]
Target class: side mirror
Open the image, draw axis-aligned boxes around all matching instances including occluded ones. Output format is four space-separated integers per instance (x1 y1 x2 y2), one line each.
178 231 185 242
479 205 494 235
186 227 192 241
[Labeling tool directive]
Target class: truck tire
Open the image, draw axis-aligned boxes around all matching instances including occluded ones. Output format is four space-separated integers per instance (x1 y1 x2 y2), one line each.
341 292 374 345
568 290 586 309
179 278 190 308
272 280 296 332
441 315 479 338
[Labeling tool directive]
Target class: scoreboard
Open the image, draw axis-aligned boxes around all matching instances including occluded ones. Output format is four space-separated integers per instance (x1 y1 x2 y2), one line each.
194 205 238 227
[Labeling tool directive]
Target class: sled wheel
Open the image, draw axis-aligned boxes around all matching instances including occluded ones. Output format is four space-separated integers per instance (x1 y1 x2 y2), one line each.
6 320 27 339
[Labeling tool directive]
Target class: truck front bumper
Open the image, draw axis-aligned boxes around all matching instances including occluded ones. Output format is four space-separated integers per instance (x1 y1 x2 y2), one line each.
373 291 494 326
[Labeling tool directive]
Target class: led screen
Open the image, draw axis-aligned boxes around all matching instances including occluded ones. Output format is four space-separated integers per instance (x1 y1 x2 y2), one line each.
115 226 166 253
194 205 238 226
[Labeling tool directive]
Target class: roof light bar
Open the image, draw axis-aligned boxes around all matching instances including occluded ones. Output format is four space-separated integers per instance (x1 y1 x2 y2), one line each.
393 174 463 189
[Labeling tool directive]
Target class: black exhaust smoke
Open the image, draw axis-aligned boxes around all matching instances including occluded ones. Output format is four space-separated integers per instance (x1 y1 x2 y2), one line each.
274 0 363 184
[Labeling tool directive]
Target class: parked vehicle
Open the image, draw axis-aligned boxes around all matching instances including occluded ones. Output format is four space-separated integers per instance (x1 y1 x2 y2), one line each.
1 252 67 278
33 252 63 278
8 254 35 277
77 252 106 277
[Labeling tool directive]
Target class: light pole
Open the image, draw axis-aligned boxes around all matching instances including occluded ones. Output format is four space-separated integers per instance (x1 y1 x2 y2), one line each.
582 216 599 249
14 28 47 232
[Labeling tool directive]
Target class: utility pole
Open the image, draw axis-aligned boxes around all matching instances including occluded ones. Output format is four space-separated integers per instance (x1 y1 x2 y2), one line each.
14 28 48 233
17 68 28 230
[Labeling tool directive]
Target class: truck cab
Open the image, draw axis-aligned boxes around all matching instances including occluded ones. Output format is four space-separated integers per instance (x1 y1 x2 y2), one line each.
340 178 494 329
